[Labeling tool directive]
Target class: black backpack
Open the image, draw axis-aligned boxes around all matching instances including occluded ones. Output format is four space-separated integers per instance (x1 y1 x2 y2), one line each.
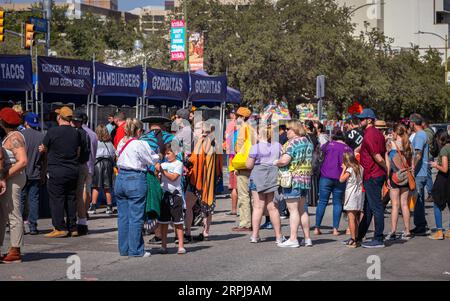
430 131 440 158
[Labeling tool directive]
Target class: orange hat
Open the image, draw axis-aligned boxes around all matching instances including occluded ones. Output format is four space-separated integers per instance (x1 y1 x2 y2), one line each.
55 106 73 118
236 107 252 118
0 107 22 126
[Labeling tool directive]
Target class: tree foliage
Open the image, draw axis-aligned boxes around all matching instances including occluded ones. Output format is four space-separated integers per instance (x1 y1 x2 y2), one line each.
0 0 448 121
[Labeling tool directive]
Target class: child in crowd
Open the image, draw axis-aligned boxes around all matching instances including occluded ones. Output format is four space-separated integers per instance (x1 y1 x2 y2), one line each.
156 143 187 255
339 152 364 248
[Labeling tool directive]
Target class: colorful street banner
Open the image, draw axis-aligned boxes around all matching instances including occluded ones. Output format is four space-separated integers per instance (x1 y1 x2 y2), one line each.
146 68 189 102
38 56 93 95
170 20 186 61
0 55 33 92
190 73 227 103
189 32 204 71
94 62 142 97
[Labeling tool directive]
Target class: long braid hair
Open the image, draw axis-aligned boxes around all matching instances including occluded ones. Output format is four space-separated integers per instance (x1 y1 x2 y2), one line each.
393 123 413 162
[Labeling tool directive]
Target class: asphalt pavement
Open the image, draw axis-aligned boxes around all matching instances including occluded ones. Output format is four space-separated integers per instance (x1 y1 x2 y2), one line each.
1 194 449 281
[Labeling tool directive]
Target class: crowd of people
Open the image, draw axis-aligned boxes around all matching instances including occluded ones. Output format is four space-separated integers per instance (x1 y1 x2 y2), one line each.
0 103 449 262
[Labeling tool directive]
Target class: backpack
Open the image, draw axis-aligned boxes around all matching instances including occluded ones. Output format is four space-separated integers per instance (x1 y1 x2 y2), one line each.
429 131 440 158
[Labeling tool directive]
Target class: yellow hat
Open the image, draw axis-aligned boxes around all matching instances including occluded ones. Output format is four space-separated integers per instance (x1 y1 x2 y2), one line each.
236 107 252 118
55 106 73 118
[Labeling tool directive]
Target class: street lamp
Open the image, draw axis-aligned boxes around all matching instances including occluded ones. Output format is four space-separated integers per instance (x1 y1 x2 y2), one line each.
346 1 385 17
416 30 449 120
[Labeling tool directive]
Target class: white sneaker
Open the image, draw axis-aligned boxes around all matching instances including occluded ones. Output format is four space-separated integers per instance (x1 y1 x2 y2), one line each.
250 236 261 243
277 239 299 248
276 236 287 245
301 238 313 247
143 251 151 258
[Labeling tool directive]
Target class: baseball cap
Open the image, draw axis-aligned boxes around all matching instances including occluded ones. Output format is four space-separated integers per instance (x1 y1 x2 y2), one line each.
55 106 73 118
72 111 87 123
24 112 40 128
356 108 377 120
0 107 22 126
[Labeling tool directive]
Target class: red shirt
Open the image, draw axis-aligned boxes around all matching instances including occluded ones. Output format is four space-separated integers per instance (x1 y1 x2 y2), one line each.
360 126 386 181
114 122 126 149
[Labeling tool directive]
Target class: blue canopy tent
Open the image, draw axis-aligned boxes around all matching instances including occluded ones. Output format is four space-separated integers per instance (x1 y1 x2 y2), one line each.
37 56 94 130
190 70 241 138
93 62 144 126
145 68 190 119
0 55 34 111
192 70 241 105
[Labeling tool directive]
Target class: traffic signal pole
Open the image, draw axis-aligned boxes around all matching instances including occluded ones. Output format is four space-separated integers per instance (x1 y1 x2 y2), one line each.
43 0 52 57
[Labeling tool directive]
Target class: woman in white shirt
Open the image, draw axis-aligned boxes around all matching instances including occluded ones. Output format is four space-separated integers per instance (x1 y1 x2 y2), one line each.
115 118 160 258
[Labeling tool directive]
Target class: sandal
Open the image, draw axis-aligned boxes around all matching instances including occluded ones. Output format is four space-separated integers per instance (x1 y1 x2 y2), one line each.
344 238 359 248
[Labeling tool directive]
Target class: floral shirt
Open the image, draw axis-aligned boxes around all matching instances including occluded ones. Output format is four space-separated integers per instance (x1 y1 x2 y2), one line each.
281 136 314 190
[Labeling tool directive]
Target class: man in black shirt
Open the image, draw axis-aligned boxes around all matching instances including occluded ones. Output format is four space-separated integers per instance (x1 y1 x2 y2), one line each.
344 116 364 151
39 106 81 238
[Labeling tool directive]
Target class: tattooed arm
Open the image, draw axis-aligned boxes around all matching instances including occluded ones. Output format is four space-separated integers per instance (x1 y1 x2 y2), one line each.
413 150 422 174
6 133 28 179
0 146 6 195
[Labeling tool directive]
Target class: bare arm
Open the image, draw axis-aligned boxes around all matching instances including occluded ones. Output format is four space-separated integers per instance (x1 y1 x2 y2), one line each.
0 146 5 180
431 156 448 174
7 134 28 179
274 154 292 167
339 169 350 183
372 153 387 172
413 150 422 173
246 157 255 170
161 169 180 182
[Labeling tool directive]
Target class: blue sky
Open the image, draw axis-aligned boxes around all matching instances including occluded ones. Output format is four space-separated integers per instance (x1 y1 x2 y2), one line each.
11 1 166 11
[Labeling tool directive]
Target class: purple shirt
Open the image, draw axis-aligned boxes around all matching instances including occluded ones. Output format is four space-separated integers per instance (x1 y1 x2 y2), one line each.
249 142 282 165
82 124 98 175
320 141 352 180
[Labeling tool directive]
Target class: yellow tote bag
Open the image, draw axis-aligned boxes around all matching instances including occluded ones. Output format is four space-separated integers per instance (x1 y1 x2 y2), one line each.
231 126 251 170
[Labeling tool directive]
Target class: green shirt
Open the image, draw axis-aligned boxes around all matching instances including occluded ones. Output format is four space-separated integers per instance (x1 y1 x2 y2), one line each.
438 144 450 169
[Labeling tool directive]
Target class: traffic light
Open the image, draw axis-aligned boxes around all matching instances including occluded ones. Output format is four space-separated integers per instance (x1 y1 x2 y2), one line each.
24 23 35 49
0 11 4 42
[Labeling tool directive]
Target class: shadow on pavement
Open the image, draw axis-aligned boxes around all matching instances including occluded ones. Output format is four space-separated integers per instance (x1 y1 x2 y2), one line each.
88 228 118 235
312 239 336 245
211 220 235 225
23 252 77 262
207 233 247 241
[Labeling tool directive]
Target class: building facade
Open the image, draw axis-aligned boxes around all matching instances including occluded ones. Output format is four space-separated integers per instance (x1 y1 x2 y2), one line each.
336 0 450 57
84 0 118 11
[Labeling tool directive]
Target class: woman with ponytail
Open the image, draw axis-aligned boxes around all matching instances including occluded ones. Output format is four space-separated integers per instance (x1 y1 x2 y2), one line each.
385 124 413 241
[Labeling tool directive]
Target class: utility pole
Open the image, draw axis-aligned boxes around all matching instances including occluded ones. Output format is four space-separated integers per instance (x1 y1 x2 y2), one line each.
183 0 189 72
43 0 51 56
416 31 449 121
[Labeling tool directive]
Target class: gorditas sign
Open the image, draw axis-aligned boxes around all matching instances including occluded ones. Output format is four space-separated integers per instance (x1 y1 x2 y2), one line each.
170 20 186 61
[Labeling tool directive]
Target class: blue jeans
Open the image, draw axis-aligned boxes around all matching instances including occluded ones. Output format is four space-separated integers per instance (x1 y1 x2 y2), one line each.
20 179 41 231
433 202 450 230
414 176 428 229
357 176 385 242
115 170 148 257
315 177 346 230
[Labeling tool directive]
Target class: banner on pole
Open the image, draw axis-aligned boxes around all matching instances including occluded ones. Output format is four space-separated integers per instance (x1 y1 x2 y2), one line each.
170 20 186 61
38 56 93 95
0 55 33 92
146 68 189 102
189 32 204 71
94 62 142 97
190 73 227 103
